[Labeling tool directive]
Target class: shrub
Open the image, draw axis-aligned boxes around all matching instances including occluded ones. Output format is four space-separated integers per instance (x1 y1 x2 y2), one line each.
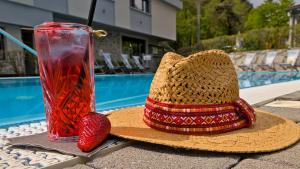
201 35 236 52
178 26 290 55
242 27 288 50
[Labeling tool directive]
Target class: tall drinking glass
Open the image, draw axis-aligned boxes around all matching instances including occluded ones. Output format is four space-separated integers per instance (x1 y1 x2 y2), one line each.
34 22 95 141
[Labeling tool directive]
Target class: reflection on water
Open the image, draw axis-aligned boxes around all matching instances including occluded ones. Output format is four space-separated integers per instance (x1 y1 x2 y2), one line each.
238 72 300 88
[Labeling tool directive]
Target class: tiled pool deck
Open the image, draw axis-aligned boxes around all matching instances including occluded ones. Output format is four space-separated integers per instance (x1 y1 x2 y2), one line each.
1 89 300 168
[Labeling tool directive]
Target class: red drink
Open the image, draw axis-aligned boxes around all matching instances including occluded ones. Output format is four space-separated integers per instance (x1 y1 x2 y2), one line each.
34 22 95 141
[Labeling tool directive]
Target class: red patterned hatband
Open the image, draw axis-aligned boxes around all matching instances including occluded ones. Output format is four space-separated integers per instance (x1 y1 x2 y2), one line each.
143 97 256 135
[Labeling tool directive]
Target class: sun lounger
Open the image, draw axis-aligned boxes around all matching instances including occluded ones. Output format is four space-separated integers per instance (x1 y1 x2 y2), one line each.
280 49 300 71
94 59 106 73
120 54 133 70
239 53 256 71
102 53 124 73
258 51 277 71
133 56 144 71
120 53 141 73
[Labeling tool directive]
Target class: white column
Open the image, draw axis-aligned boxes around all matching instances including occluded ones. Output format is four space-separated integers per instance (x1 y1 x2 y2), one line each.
293 15 297 47
4 24 22 52
288 12 294 48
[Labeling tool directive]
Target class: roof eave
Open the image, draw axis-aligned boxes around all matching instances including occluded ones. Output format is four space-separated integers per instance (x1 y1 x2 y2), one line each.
161 0 183 10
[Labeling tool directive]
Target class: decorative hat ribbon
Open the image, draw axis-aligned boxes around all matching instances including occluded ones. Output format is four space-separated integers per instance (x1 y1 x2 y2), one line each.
233 98 256 127
143 97 256 135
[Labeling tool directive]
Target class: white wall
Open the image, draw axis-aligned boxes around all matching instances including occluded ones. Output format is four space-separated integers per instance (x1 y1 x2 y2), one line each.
115 0 130 29
9 0 34 6
2 24 23 52
151 0 177 40
68 0 91 19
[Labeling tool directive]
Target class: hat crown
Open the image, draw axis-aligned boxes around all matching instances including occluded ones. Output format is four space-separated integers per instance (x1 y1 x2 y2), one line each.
149 50 239 104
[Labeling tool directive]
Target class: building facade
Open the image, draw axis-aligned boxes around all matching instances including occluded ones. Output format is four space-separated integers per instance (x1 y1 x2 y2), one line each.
0 0 182 75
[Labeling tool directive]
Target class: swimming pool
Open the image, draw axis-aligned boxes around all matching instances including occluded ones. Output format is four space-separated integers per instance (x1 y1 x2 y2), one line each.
0 72 300 127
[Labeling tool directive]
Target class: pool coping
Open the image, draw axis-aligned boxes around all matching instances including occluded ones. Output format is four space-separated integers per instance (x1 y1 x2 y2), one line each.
240 79 300 104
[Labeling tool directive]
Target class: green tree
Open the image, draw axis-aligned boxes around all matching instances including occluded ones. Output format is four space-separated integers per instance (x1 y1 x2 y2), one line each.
201 0 252 38
176 0 252 48
176 5 197 47
245 0 293 30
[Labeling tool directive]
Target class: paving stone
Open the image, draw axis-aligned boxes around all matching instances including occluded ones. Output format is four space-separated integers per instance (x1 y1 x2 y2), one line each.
254 141 300 168
64 164 94 169
232 159 297 169
276 91 300 101
88 142 240 169
0 122 77 169
265 100 300 109
258 106 300 122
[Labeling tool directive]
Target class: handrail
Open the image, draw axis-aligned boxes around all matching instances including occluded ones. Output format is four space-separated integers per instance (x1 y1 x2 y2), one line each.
0 28 37 56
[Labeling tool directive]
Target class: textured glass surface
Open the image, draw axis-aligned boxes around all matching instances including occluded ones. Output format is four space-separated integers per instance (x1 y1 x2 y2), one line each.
34 22 95 141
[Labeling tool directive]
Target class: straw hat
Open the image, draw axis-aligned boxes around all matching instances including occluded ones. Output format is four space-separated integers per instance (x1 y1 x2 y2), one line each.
108 50 300 153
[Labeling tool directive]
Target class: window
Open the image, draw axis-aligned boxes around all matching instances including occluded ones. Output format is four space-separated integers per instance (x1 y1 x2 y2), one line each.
21 28 36 75
21 28 34 49
130 0 150 13
122 36 146 56
0 27 5 60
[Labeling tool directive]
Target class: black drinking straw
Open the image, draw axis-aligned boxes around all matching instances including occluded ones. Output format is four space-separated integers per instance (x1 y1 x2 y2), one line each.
76 0 97 88
87 0 97 26
60 0 98 119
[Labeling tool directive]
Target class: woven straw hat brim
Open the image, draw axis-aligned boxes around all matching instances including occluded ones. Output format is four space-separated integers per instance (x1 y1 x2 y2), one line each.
108 107 300 153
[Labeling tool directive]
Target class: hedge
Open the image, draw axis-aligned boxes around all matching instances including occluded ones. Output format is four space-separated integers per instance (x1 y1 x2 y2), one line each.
177 26 295 55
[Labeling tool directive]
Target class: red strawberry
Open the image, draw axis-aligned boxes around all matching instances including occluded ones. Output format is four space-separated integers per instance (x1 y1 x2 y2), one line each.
77 112 111 152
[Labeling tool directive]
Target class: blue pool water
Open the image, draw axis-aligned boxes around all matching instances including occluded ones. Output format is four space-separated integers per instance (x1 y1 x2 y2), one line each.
0 72 300 127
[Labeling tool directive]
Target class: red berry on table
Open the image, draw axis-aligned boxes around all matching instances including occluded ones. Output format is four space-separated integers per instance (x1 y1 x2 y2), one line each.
77 112 111 152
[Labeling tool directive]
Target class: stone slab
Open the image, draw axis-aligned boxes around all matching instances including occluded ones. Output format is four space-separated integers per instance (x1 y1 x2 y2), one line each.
258 106 300 122
254 141 300 168
240 80 300 105
232 159 297 169
265 100 300 109
276 91 300 101
9 132 128 157
88 142 240 169
64 164 93 169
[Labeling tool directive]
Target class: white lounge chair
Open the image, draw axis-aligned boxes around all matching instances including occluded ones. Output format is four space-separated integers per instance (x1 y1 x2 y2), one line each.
102 53 124 73
120 54 133 70
239 53 256 71
133 56 144 71
258 51 277 71
280 49 300 71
